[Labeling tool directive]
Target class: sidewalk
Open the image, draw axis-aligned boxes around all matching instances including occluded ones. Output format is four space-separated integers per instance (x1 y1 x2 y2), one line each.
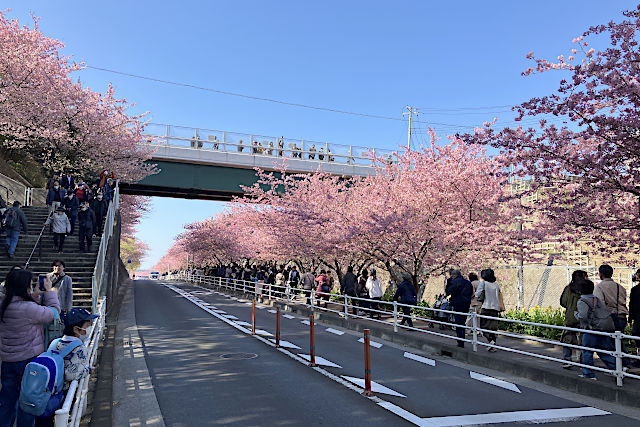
190 281 640 407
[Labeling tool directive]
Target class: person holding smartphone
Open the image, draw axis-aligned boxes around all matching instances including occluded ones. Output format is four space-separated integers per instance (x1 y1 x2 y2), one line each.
50 260 73 314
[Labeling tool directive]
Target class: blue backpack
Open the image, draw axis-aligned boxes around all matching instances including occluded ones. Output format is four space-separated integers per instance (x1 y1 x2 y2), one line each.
19 338 82 416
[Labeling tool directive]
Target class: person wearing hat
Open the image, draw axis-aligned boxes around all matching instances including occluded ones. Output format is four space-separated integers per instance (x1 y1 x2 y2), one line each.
55 308 98 391
45 206 71 253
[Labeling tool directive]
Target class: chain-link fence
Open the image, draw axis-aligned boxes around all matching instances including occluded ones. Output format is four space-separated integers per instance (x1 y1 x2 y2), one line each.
421 265 638 311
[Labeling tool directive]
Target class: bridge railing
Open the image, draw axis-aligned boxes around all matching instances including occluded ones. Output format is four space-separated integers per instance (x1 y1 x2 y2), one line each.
144 123 398 166
171 271 640 387
92 183 119 312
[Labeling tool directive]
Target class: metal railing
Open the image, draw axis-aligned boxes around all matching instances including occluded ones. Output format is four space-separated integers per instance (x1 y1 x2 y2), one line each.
144 123 399 166
0 182 13 203
92 183 119 312
24 219 49 269
54 296 107 427
173 271 640 387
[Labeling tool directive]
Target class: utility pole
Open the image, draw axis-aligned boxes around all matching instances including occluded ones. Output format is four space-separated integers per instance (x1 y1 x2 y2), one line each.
403 106 419 150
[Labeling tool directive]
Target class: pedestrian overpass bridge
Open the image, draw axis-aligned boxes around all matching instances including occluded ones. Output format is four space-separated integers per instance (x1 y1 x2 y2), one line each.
120 123 396 201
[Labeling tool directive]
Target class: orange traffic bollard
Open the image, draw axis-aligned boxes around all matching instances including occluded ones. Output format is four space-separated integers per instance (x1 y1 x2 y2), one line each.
252 300 256 335
309 315 317 367
275 306 281 348
362 329 374 396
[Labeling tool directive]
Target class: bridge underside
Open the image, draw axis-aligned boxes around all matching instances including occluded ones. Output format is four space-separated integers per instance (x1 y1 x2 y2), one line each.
120 160 269 201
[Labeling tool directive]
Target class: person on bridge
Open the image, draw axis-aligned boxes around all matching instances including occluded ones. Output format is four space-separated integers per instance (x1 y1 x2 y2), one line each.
365 269 383 319
560 270 587 369
308 144 316 160
445 268 473 348
46 206 71 253
46 181 65 216
0 266 60 427
340 266 358 315
4 201 28 260
475 268 503 352
394 272 418 327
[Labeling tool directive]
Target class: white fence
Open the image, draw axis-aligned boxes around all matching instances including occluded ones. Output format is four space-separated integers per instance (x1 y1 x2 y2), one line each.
54 296 107 427
92 184 119 312
172 272 640 387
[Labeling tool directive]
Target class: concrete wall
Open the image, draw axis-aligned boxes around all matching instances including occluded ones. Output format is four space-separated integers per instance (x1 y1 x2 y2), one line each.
0 172 46 206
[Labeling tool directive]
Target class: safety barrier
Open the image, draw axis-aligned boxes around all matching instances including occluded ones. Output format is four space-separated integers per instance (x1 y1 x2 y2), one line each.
172 272 640 387
92 184 119 312
54 296 107 427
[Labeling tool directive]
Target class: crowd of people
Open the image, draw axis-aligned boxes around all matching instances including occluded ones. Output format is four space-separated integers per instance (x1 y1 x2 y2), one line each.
188 261 640 380
44 169 114 253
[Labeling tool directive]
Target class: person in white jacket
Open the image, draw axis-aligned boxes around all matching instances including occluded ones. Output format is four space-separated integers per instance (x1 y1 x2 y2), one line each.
365 269 383 319
45 206 71 253
475 268 503 352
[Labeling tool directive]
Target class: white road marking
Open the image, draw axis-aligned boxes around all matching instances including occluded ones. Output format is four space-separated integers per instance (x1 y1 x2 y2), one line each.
469 371 521 394
268 309 277 314
419 407 609 426
403 352 436 367
298 354 342 368
237 299 247 303
224 315 239 320
377 401 423 425
326 328 345 336
341 376 406 398
235 321 252 327
268 339 301 350
256 305 266 309
301 320 310 325
213 310 226 314
283 314 295 319
358 337 383 348
254 329 273 337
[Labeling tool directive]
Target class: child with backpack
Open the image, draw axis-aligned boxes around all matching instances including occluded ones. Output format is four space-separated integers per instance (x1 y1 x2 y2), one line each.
575 279 617 380
0 267 60 427
20 308 97 425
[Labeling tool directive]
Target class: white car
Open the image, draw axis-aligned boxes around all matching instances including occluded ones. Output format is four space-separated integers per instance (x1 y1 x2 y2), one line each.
149 271 160 280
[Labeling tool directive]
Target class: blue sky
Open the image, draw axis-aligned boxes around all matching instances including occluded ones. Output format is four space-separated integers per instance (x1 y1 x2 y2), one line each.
7 1 637 269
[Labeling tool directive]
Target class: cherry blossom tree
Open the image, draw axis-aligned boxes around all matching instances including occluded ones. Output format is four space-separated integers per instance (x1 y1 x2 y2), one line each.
462 5 640 260
0 12 155 181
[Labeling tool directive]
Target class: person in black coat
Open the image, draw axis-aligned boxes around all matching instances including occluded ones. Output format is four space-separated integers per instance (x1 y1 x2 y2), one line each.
77 202 96 252
340 266 358 314
394 273 418 327
445 268 473 348
63 190 79 235
90 193 108 235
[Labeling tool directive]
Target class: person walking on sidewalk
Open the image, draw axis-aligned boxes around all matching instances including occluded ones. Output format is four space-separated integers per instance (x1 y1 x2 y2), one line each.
0 267 61 427
475 268 503 352
629 269 640 367
302 268 315 305
394 272 417 327
4 201 28 260
560 270 587 369
46 206 71 253
365 269 383 319
594 264 629 365
575 279 617 380
340 266 358 314
445 268 473 348
465 273 482 333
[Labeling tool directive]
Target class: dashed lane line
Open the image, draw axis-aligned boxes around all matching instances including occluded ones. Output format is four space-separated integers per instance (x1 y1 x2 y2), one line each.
224 315 239 320
469 371 521 394
403 352 436 367
358 337 383 348
326 328 345 336
283 314 295 319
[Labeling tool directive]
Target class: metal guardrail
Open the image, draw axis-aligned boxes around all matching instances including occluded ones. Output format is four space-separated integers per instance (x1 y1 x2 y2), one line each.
144 123 398 166
24 219 49 270
172 272 640 387
54 296 107 427
92 183 119 312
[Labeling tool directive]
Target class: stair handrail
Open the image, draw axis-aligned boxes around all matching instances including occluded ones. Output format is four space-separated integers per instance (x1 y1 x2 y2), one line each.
24 214 50 270
91 182 119 312
0 182 13 203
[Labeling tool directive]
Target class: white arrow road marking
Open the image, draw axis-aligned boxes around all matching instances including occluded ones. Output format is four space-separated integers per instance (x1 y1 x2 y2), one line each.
341 376 405 397
298 354 342 368
469 371 521 393
283 314 295 319
419 407 609 426
268 339 301 350
254 329 273 337
326 328 345 336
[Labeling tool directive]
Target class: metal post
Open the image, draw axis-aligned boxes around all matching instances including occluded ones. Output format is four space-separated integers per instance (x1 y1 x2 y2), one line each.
286 283 290 304
165 124 170 145
268 283 272 301
344 296 349 319
516 221 524 311
362 329 374 396
615 331 623 386
393 301 398 333
472 311 478 352
310 290 315 309
276 307 281 348
252 301 256 335
309 315 317 367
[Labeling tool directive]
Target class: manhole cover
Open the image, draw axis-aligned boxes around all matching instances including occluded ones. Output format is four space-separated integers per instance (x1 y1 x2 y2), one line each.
219 352 258 360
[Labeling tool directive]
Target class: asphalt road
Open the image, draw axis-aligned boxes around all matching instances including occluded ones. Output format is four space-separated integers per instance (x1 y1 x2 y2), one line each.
134 280 640 426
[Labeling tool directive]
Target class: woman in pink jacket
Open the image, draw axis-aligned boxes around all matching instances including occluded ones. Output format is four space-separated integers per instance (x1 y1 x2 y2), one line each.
0 266 60 427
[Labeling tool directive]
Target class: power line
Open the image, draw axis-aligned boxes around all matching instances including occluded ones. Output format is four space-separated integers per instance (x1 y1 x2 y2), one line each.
86 65 405 122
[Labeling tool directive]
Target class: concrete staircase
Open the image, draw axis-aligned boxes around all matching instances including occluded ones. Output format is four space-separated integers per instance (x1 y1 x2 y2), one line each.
0 206 99 308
